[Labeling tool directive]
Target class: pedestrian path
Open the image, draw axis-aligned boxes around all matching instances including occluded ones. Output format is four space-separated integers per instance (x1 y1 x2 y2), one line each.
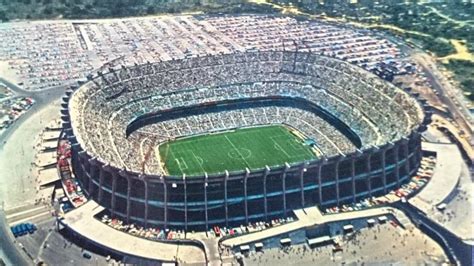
222 206 395 247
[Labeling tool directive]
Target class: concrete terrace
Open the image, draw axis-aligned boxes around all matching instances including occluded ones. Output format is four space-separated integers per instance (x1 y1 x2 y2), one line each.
221 206 407 247
409 142 462 212
60 200 206 265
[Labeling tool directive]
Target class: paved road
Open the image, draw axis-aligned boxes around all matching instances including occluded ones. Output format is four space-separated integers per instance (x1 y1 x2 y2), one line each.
393 202 473 266
0 77 67 264
412 54 473 139
0 76 66 209
0 77 66 145
0 209 30 266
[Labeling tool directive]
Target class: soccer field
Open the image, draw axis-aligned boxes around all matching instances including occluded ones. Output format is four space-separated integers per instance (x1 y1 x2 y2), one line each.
158 125 317 176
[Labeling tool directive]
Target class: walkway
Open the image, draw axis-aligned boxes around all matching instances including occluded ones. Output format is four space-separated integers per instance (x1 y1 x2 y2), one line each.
222 206 395 247
409 142 462 212
61 200 206 265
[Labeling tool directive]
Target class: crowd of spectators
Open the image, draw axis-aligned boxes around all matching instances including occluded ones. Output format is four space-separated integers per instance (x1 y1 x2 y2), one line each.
68 51 423 175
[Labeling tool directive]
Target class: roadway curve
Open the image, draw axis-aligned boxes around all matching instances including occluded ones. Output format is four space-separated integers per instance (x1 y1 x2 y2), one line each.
0 210 30 266
0 77 65 145
412 54 473 140
0 77 66 265
393 202 473 266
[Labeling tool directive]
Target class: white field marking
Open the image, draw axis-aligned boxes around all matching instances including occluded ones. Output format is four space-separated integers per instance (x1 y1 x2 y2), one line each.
174 157 189 175
270 135 294 158
179 157 189 170
272 132 313 159
286 138 314 158
191 150 206 174
273 142 291 159
169 148 187 175
224 135 251 168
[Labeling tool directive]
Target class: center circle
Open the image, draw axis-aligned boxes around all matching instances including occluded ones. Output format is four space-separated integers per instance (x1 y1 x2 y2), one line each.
228 148 251 159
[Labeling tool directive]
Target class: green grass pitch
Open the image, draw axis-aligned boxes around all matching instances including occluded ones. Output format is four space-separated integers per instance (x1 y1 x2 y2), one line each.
158 125 317 176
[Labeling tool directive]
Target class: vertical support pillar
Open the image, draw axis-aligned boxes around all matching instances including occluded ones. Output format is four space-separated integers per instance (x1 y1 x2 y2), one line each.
366 154 372 197
224 171 229 227
393 145 400 186
404 139 410 179
382 147 388 194
125 174 132 224
204 173 209 230
88 159 96 197
163 179 168 229
263 166 269 221
183 175 188 232
415 144 421 165
351 156 356 203
317 163 323 205
244 168 250 224
282 163 290 217
300 164 306 208
143 177 149 227
416 135 422 167
98 166 105 202
335 159 340 206
111 171 117 217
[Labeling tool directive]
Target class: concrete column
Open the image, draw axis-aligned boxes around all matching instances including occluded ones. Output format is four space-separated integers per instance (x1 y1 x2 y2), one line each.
351 156 356 203
300 164 306 208
163 180 168 228
183 175 188 232
244 169 250 224
204 173 209 230
335 159 340 206
126 175 132 224
143 177 149 227
416 136 423 166
98 166 105 202
317 163 322 205
224 171 229 227
411 133 423 168
88 159 96 196
282 163 290 217
111 172 117 217
366 154 372 197
394 145 400 186
404 139 410 178
381 147 388 194
263 166 270 221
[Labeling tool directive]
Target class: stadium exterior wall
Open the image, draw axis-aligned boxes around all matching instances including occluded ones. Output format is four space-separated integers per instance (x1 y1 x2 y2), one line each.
62 108 422 230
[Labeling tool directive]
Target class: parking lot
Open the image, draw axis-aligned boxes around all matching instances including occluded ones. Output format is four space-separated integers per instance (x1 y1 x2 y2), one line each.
0 15 404 91
11 217 109 265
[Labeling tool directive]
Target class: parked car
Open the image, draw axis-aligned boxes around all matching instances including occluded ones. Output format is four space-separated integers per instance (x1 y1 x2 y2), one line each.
10 222 37 237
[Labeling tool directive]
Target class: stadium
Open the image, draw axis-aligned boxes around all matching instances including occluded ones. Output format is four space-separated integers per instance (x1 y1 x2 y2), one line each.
60 51 427 230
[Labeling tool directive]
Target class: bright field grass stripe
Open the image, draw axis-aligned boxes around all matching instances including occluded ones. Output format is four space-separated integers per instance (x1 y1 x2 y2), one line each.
158 125 317 176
